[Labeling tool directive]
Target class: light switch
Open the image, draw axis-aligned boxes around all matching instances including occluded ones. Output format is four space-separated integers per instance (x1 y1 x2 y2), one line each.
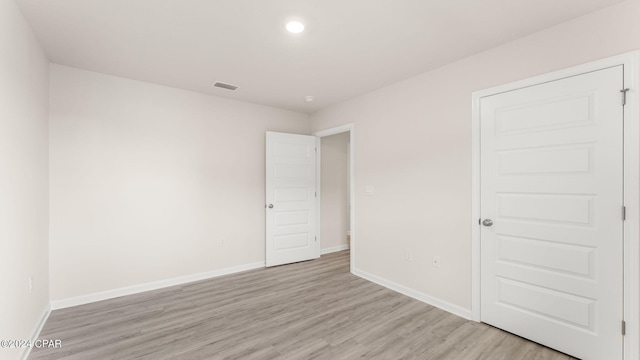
365 185 374 195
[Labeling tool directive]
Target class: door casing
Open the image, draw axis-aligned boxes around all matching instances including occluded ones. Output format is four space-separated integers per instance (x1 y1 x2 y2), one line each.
471 51 640 358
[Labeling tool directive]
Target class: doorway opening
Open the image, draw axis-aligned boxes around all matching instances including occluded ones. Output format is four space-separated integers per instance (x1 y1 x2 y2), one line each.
314 124 355 272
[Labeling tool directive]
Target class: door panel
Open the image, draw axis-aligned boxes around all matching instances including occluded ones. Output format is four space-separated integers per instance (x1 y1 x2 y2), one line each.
266 132 318 267
480 66 624 360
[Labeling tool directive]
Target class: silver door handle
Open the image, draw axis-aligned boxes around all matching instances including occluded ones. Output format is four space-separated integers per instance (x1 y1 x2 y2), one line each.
267 204 274 209
482 219 493 227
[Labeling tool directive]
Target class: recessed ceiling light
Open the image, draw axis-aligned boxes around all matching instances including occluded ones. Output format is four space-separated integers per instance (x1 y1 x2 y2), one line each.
286 21 305 34
304 96 315 102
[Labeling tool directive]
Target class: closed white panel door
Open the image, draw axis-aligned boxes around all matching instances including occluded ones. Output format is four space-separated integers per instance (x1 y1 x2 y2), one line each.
480 66 624 360
266 131 318 267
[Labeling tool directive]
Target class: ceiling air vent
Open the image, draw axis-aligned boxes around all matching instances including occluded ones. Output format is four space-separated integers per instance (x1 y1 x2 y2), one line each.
213 82 238 91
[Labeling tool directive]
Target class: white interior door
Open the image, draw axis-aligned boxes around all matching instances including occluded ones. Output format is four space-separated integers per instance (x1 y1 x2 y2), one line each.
480 66 624 360
266 131 319 267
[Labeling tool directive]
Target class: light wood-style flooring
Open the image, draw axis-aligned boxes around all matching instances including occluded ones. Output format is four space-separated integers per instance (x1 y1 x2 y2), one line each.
30 251 575 359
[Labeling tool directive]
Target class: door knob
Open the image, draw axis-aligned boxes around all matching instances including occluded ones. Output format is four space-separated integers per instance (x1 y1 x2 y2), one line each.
482 219 493 227
267 204 274 209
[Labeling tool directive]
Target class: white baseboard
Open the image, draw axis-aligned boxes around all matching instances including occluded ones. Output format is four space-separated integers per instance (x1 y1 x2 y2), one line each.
51 261 265 310
21 303 51 360
352 267 472 320
321 245 349 255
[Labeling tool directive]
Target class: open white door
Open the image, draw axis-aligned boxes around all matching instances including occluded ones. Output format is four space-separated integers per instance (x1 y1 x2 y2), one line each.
266 131 319 267
480 66 624 360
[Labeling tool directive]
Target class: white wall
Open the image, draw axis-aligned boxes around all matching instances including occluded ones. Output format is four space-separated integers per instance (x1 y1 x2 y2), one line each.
49 64 310 302
310 0 640 314
0 0 50 359
320 132 349 251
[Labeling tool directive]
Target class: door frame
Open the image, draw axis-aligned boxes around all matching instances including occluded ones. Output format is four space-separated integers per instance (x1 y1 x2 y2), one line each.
314 124 355 272
471 51 639 358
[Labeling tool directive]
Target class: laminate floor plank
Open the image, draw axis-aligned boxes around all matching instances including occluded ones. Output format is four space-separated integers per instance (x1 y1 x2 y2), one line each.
30 251 576 360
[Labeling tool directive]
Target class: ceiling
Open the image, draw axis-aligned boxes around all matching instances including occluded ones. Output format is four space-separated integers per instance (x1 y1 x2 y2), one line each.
17 0 627 113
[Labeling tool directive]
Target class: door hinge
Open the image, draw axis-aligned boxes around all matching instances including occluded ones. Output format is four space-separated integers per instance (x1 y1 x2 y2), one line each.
315 192 317 197
315 236 317 242
622 206 626 221
621 88 630 106
622 320 626 336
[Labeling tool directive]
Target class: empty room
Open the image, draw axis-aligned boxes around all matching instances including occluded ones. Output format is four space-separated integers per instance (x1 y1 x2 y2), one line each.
2 0 640 359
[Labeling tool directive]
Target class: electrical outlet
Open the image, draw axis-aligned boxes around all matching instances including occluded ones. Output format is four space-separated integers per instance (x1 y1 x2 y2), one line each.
433 256 440 268
220 238 226 247
29 277 33 294
404 249 413 262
